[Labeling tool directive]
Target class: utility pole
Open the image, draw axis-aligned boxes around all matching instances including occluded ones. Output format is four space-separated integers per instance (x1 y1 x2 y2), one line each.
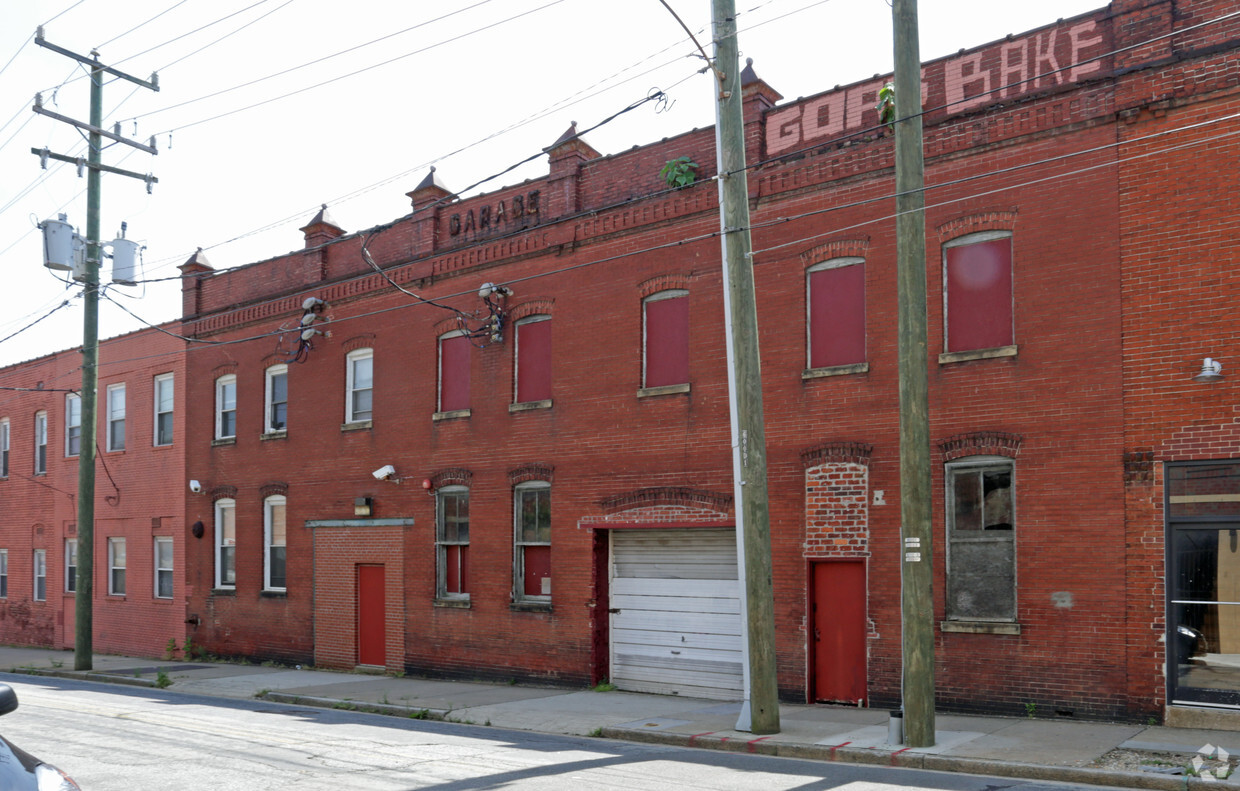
892 0 935 748
711 0 780 735
31 29 158 671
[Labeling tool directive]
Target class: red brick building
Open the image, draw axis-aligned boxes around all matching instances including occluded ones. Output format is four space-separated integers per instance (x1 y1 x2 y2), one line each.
3 0 1235 724
0 328 186 657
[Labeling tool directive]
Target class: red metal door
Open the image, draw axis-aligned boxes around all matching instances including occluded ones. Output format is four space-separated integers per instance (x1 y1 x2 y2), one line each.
812 560 866 704
357 564 385 667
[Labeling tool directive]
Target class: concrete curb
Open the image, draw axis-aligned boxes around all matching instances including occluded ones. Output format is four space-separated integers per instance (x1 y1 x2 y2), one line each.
9 667 160 689
261 691 448 721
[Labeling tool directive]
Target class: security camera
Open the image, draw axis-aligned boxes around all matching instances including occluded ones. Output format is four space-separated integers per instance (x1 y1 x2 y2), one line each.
372 465 396 481
189 480 202 494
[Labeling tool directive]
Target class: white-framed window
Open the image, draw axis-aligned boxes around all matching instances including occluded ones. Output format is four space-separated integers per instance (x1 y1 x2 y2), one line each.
65 539 77 593
108 538 126 596
0 418 8 478
215 498 236 589
436 487 470 600
34 411 47 475
806 257 866 369
33 550 46 602
642 289 690 389
264 365 289 434
264 495 287 591
154 537 173 599
65 393 81 457
215 375 237 440
514 481 551 603
945 456 1016 622
345 348 373 424
514 315 552 404
106 383 126 451
0 550 8 597
153 373 174 446
942 230 1014 354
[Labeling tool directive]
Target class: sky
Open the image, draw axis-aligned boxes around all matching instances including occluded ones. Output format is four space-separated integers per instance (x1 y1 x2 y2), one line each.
0 0 1106 369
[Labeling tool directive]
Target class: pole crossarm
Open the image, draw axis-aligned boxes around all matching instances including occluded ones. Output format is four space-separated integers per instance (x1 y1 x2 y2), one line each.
35 29 159 91
31 147 158 184
32 99 157 155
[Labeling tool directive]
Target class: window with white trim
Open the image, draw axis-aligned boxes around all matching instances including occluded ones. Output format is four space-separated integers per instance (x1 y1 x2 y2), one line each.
642 290 689 389
514 316 552 404
108 538 126 596
154 537 173 599
945 457 1016 622
65 393 81 457
33 550 45 602
345 349 373 424
514 481 551 603
437 332 471 414
807 257 866 369
0 550 8 597
106 383 126 451
943 231 1014 354
154 373 174 446
265 365 288 433
215 498 236 589
0 419 8 478
34 411 46 475
65 539 77 593
215 375 237 440
264 495 286 591
436 487 469 600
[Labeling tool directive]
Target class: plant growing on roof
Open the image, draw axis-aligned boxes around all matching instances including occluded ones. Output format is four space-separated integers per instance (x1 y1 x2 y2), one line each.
876 83 895 129
660 156 699 189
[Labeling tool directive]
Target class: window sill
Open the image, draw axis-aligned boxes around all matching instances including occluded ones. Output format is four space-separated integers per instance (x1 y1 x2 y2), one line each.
510 600 552 613
212 437 236 447
261 430 287 441
260 589 287 598
509 399 553 413
938 345 1018 365
341 420 372 432
434 597 471 609
152 443 174 450
212 588 236 596
803 362 869 380
637 383 690 398
940 620 1021 635
433 409 471 423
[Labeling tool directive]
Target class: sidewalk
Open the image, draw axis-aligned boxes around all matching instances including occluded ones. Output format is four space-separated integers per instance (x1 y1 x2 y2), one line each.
2 645 1237 790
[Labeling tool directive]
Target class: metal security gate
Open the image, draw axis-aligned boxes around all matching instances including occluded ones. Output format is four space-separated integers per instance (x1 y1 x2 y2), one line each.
609 528 743 699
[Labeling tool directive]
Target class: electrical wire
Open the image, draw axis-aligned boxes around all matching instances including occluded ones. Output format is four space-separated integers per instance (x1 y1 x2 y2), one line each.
94 0 193 51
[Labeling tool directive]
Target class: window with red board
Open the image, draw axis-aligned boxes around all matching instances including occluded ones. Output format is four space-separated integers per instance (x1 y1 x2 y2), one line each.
438 332 471 414
807 257 866 369
515 316 552 404
514 482 551 603
943 232 1014 354
643 290 689 389
436 487 470 600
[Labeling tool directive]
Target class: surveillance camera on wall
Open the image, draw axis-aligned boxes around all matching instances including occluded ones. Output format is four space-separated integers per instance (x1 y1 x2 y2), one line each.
372 465 396 481
189 480 202 494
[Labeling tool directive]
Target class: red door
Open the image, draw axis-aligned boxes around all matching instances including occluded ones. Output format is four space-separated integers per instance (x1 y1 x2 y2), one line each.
357 564 385 667
812 560 867 704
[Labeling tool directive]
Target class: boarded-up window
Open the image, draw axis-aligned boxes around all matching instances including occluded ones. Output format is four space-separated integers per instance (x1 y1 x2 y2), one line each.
946 459 1015 621
643 290 689 388
439 333 471 412
808 258 866 368
944 233 1013 352
516 316 552 403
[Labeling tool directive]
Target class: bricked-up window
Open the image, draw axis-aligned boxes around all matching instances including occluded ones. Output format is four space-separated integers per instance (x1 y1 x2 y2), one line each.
215 375 237 440
515 316 552 404
514 482 551 602
643 290 689 388
106 383 126 451
154 373 174 446
0 550 8 597
943 232 1014 353
946 458 1016 621
438 332 471 413
265 365 288 433
33 550 45 602
264 495 286 591
215 498 236 589
154 537 173 599
346 348 373 424
34 411 47 475
65 539 77 593
65 393 81 457
807 258 866 369
0 418 8 477
108 538 126 596
436 487 469 600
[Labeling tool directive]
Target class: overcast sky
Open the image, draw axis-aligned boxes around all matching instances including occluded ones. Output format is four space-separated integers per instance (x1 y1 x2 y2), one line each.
0 0 1105 369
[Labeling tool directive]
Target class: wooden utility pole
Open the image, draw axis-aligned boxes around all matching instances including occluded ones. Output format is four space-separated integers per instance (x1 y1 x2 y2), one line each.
32 30 159 671
711 0 780 735
892 0 935 748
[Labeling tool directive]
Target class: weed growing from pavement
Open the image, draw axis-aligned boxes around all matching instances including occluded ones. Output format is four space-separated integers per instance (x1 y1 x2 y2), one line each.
155 671 171 689
591 679 616 692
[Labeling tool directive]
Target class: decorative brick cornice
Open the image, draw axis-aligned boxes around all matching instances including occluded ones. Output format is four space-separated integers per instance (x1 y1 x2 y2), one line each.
801 441 873 468
210 485 237 502
799 238 870 267
342 334 375 352
431 468 473 489
599 487 733 515
510 299 554 322
937 431 1022 461
260 482 288 498
1123 450 1155 486
935 210 1018 242
508 463 554 486
638 274 691 298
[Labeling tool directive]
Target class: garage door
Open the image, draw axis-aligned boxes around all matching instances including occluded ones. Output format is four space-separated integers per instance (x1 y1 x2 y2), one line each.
610 528 743 699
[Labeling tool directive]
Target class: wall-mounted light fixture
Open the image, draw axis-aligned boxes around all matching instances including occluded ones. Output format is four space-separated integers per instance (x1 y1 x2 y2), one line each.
189 479 203 494
354 497 373 517
372 464 396 481
1193 357 1224 383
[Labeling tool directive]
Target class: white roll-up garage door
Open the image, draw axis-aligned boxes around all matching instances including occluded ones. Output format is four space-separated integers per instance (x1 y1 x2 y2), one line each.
609 528 743 699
